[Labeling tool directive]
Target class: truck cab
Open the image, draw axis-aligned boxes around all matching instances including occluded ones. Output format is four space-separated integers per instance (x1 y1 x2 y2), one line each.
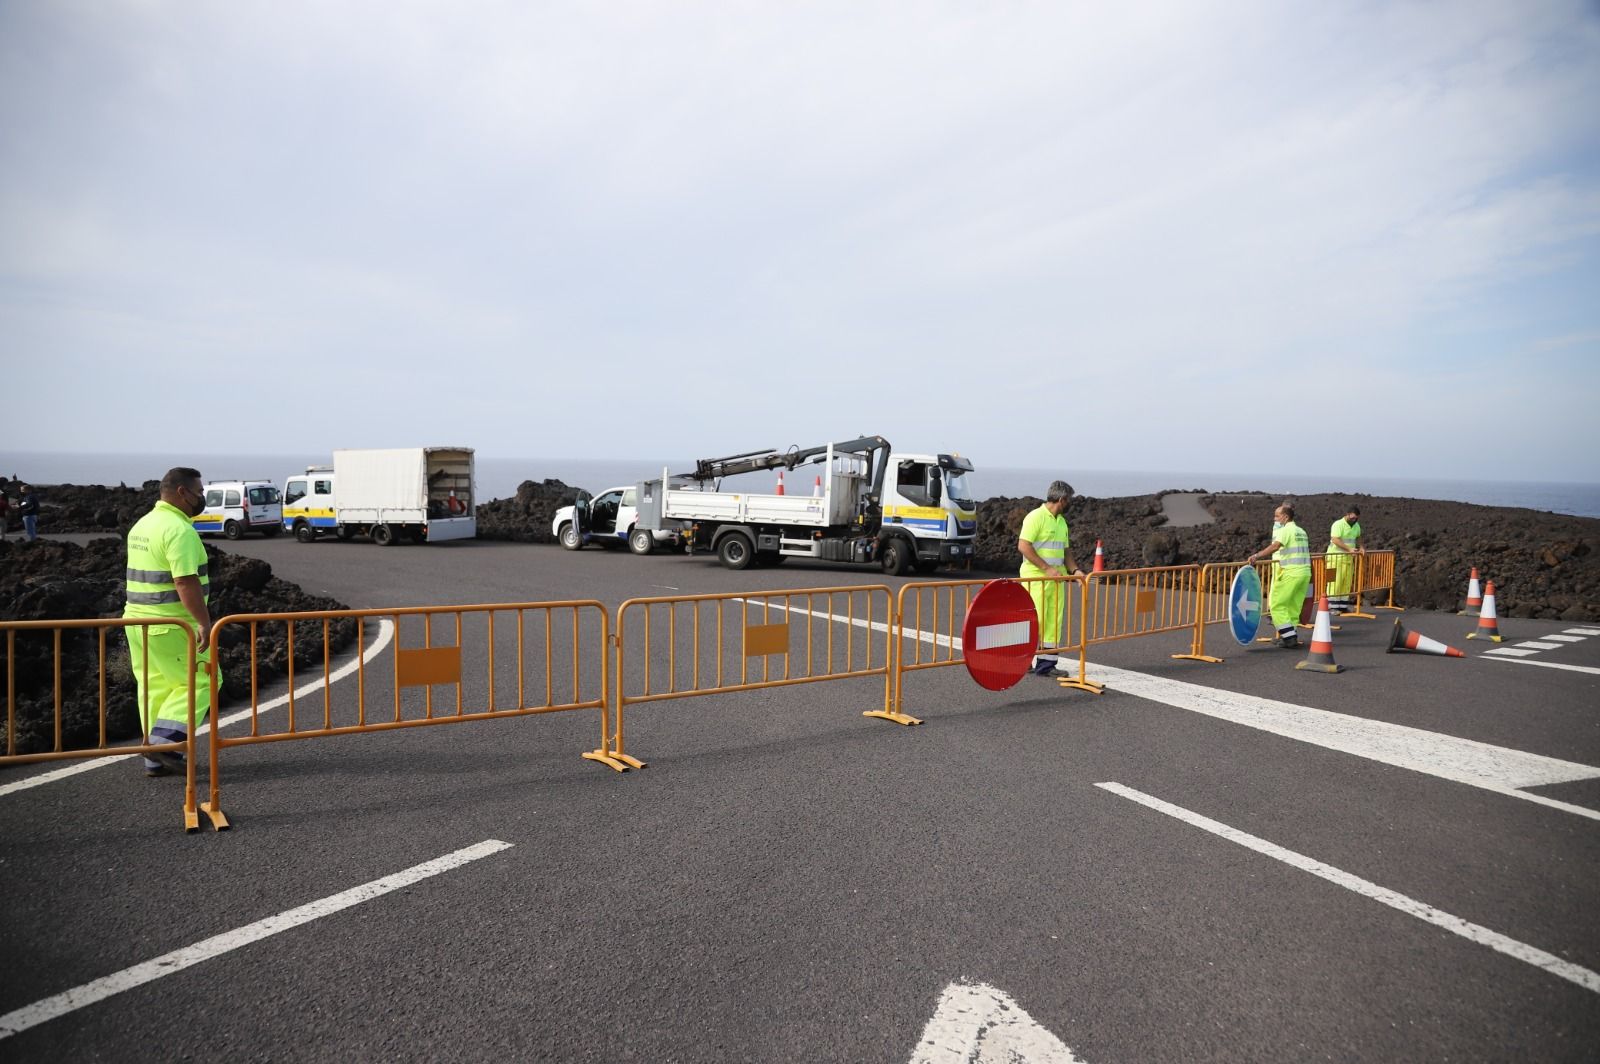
878 453 978 573
282 469 338 542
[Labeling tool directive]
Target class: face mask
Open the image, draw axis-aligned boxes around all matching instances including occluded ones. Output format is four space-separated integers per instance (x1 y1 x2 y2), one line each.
187 490 206 518
1273 521 1284 531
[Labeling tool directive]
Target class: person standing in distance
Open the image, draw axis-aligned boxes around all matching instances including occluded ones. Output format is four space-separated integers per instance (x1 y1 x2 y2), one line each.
124 468 220 777
1248 502 1311 648
17 483 39 541
1325 503 1363 614
1018 480 1086 676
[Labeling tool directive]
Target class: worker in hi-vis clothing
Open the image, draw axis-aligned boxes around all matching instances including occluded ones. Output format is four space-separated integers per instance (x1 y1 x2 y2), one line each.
1325 503 1363 614
1248 502 1312 649
1017 480 1086 676
124 468 218 777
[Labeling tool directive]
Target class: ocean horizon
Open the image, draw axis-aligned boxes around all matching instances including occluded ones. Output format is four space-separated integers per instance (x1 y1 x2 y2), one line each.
6 451 1599 519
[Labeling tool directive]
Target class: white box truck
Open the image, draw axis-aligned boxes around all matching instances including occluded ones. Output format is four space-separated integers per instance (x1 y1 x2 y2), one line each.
281 447 476 546
630 436 977 573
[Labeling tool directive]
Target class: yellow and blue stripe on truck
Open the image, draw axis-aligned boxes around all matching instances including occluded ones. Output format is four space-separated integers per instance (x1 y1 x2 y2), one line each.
883 506 977 536
283 506 338 530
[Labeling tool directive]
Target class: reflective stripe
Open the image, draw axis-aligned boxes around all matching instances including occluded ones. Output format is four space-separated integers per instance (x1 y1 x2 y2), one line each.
1031 540 1066 552
127 590 183 605
126 567 171 583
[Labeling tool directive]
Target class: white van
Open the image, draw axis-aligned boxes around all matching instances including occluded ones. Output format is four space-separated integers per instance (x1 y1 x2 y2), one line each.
194 479 283 539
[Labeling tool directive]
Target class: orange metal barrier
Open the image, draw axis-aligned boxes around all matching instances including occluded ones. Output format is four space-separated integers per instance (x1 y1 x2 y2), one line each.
202 600 614 825
2 617 206 832
1353 549 1401 616
1067 566 1204 683
892 574 1096 717
610 585 895 764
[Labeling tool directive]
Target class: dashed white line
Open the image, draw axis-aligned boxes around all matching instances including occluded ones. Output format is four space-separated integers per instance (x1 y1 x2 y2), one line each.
0 619 396 798
1481 658 1600 676
1538 635 1585 643
1564 628 1600 636
1483 648 1542 658
0 838 513 1039
1513 641 1563 650
1097 783 1600 995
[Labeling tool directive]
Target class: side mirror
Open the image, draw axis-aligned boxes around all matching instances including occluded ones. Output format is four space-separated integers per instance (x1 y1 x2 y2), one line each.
929 468 942 505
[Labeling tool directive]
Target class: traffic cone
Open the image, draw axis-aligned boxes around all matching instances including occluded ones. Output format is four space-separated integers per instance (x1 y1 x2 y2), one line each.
1387 619 1465 657
1458 568 1482 616
1295 596 1344 673
1466 581 1503 642
812 474 822 497
1092 540 1105 572
775 470 785 496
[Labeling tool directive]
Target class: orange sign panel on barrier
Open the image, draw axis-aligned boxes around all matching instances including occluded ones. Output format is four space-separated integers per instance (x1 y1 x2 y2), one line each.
743 623 789 658
2 617 209 832
396 646 462 687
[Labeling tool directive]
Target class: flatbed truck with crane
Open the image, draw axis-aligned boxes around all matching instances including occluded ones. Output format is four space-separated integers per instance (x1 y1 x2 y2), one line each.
626 436 977 573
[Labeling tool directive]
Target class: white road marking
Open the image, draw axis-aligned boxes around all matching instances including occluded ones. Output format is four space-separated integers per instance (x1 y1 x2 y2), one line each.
1481 657 1600 677
910 981 1085 1064
1482 648 1542 658
0 838 513 1039
764 601 1600 820
1564 629 1600 636
1538 635 1585 643
0 619 396 798
1514 641 1563 650
1097 783 1600 995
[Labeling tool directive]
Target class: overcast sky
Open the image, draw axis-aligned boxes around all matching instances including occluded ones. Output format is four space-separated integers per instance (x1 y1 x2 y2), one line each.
3 1 1598 483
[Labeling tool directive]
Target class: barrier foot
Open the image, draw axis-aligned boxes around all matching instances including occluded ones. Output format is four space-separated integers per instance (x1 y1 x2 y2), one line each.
582 748 634 772
1056 678 1105 695
1342 610 1376 620
612 751 648 770
200 801 230 831
185 807 199 833
864 709 923 726
1375 605 1403 612
1171 652 1223 664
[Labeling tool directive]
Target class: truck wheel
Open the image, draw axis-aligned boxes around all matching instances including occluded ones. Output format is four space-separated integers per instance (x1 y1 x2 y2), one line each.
881 538 914 576
371 524 395 547
628 528 655 555
717 533 754 570
559 523 583 551
294 521 315 544
223 519 243 541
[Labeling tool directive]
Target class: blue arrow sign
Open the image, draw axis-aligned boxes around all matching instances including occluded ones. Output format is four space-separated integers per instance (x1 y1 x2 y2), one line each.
1229 565 1263 647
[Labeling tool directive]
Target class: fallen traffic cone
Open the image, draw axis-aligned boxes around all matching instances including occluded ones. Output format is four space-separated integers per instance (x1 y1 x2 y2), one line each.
1295 596 1344 673
775 470 785 496
812 474 822 497
1458 568 1482 616
1387 618 1465 657
1093 540 1105 572
1466 581 1503 642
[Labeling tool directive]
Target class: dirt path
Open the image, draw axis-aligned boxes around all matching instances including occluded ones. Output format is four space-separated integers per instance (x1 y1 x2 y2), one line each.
1160 492 1216 527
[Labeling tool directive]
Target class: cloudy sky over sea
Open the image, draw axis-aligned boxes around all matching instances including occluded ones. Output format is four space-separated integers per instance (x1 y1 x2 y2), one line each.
3 2 1598 485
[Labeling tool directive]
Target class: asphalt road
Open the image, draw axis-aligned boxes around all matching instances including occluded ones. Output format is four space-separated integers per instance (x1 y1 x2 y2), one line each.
3 535 1597 1062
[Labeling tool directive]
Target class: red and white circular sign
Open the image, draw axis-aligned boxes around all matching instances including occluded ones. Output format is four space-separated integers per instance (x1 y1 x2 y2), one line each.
960 580 1040 691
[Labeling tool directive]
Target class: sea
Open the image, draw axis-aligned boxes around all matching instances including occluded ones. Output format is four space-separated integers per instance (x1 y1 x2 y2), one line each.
7 452 1600 518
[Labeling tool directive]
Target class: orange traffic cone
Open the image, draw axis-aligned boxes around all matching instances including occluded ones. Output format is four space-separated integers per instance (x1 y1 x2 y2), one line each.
1295 596 1344 673
775 470 785 496
1093 540 1106 572
1458 568 1482 616
1466 581 1503 642
1387 619 1465 657
812 474 822 497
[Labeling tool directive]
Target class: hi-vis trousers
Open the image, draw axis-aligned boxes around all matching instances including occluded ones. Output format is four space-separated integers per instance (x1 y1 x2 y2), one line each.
126 623 218 738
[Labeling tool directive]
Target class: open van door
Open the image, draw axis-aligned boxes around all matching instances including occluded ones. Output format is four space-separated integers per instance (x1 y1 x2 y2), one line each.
561 491 592 550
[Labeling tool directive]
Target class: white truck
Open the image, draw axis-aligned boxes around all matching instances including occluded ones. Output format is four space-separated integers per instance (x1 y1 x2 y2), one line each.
281 447 476 546
630 436 977 574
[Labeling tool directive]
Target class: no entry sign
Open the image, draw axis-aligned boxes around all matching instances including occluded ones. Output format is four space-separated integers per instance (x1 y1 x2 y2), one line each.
961 580 1040 691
